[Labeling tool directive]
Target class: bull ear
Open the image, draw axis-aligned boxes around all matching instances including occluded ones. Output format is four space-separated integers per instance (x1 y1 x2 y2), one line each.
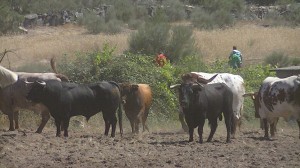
170 84 180 89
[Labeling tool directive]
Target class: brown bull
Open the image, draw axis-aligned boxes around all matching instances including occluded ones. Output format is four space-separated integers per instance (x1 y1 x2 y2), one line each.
119 83 152 133
0 58 69 133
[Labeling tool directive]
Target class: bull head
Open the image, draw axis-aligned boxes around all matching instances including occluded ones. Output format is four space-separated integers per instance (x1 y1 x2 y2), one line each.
181 73 218 84
243 92 260 118
119 82 139 104
26 80 47 104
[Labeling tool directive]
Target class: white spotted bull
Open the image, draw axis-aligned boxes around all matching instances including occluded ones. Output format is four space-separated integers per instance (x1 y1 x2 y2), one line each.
245 76 300 139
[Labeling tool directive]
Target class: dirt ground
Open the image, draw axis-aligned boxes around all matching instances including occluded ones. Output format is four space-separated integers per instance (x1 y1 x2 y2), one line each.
0 121 299 168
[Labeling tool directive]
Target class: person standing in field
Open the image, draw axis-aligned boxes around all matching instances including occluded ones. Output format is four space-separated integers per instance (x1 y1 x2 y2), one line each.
228 46 243 69
155 52 167 67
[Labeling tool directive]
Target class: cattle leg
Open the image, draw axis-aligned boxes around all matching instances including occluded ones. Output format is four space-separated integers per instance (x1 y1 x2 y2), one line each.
129 119 135 133
179 111 188 132
36 110 50 133
207 119 218 142
14 111 19 129
188 126 194 142
55 119 62 137
263 118 271 140
134 119 140 134
197 118 205 143
104 119 110 136
297 120 300 139
63 118 70 137
110 115 117 138
225 114 232 143
142 111 149 132
231 116 237 139
8 110 15 131
270 123 276 137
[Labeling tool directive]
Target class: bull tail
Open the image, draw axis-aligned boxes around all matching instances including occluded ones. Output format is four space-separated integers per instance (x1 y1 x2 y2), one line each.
50 57 58 74
50 57 70 82
118 102 123 137
219 114 223 121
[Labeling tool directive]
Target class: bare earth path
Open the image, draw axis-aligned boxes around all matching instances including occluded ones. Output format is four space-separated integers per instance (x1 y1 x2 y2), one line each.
0 125 299 168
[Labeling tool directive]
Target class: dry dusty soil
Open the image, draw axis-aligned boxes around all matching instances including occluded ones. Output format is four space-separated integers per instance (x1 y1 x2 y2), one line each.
0 123 299 168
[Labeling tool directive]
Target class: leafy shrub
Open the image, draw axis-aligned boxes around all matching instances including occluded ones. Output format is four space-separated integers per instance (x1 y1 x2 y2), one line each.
264 51 291 68
128 14 197 63
58 44 178 119
128 20 170 56
190 0 245 30
162 0 186 22
0 1 23 34
290 57 300 65
81 11 122 34
283 3 300 26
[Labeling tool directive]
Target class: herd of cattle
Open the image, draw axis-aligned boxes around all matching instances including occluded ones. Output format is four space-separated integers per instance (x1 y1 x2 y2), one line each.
0 61 300 143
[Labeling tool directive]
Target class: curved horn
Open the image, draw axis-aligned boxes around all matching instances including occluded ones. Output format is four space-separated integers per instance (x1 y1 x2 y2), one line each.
196 73 218 84
195 82 204 88
36 80 46 86
24 80 34 84
170 84 180 89
243 92 255 97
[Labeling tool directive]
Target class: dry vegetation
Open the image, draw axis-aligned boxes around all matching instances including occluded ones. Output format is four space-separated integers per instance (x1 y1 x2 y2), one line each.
1 22 300 69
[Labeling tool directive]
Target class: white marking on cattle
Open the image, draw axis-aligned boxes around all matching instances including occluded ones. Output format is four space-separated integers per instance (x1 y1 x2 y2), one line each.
191 72 245 120
0 65 18 88
258 76 300 123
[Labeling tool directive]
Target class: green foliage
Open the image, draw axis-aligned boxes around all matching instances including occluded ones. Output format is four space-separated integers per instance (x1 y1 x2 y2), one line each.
162 0 186 22
58 47 178 119
128 17 197 63
167 25 196 62
128 20 170 56
112 0 134 23
264 51 292 68
283 3 300 26
191 7 234 30
0 1 23 34
81 11 122 34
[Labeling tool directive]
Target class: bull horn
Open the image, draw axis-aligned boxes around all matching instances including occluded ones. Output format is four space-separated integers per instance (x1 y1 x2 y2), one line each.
196 73 218 84
24 80 34 84
36 80 46 86
170 84 180 89
243 92 255 97
195 82 204 88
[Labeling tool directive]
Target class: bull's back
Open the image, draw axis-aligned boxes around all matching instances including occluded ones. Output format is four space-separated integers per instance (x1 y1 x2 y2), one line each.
138 84 152 108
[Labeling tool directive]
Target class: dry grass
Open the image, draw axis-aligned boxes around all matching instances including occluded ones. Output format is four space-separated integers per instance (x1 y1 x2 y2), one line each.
195 22 300 65
0 22 300 69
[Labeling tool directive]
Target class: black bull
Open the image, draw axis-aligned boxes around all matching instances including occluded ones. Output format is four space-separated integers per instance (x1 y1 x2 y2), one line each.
171 82 234 143
26 80 123 137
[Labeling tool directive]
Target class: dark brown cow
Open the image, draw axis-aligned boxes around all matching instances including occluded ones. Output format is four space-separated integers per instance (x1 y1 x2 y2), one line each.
119 83 152 133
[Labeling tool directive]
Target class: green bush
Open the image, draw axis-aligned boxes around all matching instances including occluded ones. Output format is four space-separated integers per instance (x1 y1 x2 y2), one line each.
190 0 245 30
128 15 197 63
162 0 186 22
58 44 178 119
0 1 23 34
128 20 170 56
81 11 122 34
264 51 291 68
